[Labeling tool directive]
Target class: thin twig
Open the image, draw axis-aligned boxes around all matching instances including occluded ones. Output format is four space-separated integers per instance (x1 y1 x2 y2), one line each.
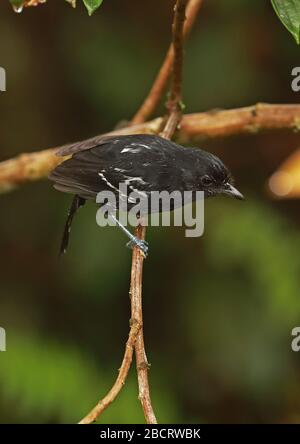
130 0 188 424
130 225 157 424
131 0 204 125
160 0 188 140
2 103 299 194
78 320 141 424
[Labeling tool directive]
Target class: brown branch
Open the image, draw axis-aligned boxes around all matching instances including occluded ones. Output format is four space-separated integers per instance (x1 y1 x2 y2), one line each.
177 103 300 142
160 0 188 140
2 104 300 194
130 0 188 424
130 224 157 424
0 148 63 194
131 0 204 125
78 319 141 424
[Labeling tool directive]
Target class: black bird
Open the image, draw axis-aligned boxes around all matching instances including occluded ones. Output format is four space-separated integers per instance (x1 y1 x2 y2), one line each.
49 134 244 256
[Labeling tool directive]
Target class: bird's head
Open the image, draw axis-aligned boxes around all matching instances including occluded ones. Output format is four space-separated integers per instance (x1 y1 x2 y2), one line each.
196 150 244 200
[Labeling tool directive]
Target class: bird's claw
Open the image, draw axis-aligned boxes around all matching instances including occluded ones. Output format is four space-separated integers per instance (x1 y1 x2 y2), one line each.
126 238 149 258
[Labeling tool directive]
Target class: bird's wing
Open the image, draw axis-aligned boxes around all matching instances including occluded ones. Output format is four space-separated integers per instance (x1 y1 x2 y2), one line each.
49 148 110 198
93 136 181 195
56 135 118 157
49 135 182 199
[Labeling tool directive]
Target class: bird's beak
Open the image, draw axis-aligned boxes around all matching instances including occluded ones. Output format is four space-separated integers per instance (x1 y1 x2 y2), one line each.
223 183 245 200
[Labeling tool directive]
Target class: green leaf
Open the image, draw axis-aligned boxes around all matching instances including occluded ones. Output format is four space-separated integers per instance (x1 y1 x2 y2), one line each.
271 0 300 44
82 0 103 16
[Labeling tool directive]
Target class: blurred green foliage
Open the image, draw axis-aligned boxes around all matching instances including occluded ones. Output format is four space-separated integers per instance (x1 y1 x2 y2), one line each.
1 0 300 424
0 333 177 423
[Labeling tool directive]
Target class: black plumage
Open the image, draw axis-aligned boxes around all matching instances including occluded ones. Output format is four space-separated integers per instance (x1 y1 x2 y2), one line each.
49 134 244 255
50 134 243 200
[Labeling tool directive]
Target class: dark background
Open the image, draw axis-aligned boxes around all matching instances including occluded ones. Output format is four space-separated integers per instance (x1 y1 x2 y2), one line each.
1 0 300 423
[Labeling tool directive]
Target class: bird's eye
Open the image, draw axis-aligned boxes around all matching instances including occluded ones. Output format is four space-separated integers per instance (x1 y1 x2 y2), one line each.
201 175 213 186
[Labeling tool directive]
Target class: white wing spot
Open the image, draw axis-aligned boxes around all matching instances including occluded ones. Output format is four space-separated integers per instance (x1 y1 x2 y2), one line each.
114 168 126 173
99 172 137 202
121 147 141 154
98 172 119 192
125 177 147 185
131 143 151 150
121 143 151 154
121 147 131 153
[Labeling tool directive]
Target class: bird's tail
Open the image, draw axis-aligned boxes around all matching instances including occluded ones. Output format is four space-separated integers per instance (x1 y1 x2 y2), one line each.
60 194 86 255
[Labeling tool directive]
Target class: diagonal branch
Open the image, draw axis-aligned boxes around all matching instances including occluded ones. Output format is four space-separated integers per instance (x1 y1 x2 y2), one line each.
131 0 204 125
78 319 141 424
160 0 188 140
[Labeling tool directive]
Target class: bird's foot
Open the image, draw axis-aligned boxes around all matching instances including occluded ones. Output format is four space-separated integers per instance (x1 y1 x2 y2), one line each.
126 238 149 258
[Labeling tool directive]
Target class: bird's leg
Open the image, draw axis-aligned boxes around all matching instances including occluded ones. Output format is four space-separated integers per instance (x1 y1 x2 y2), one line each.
109 213 148 258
